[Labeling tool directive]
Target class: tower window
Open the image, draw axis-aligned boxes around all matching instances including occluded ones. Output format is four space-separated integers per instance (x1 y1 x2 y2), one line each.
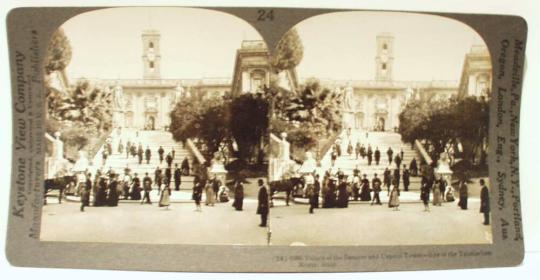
149 61 154 71
382 63 387 70
383 43 387 50
149 42 154 49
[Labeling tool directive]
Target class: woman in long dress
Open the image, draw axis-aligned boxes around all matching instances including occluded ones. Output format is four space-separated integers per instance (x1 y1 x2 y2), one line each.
388 181 400 210
159 184 171 209
205 181 215 206
232 181 244 211
432 179 442 206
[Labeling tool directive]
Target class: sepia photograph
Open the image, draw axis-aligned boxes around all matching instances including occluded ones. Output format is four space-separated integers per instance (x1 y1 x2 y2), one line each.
41 7 492 246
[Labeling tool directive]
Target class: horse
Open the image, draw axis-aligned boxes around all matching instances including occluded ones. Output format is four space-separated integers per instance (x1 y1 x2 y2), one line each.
43 175 77 205
268 177 304 206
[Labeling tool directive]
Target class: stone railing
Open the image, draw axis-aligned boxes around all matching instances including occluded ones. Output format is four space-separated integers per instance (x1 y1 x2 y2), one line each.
186 138 206 165
414 139 433 165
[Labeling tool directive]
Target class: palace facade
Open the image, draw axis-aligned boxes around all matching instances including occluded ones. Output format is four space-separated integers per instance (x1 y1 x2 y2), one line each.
77 30 492 132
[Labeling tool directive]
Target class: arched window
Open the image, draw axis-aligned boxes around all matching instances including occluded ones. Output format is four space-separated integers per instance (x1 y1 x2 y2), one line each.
382 43 388 50
382 63 387 70
149 42 154 49
149 61 154 69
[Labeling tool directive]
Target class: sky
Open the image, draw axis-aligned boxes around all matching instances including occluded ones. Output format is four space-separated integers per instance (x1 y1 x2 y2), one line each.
60 8 487 82
295 11 487 81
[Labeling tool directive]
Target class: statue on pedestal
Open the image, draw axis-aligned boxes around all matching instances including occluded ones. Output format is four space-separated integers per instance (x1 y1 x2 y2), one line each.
113 84 124 110
343 83 355 111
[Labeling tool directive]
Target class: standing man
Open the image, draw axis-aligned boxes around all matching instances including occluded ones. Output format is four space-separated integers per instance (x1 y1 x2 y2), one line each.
174 163 182 191
158 146 165 164
480 179 490 225
233 180 244 211
410 158 418 176
80 173 92 212
142 172 153 204
367 145 373 166
374 147 381 165
154 166 163 193
371 173 382 205
394 154 402 170
256 179 269 227
383 168 391 195
165 166 172 189
402 165 410 191
137 143 144 165
387 147 394 165
393 168 401 189
181 157 190 175
166 152 173 168
313 174 321 209
458 180 469 210
145 146 152 164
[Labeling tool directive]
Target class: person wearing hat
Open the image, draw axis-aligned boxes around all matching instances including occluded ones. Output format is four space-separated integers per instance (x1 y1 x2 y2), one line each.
256 179 269 227
371 173 382 205
107 173 120 207
323 177 337 208
479 179 490 225
359 174 371 201
130 173 142 200
80 172 92 212
232 180 245 211
141 172 153 204
145 145 152 164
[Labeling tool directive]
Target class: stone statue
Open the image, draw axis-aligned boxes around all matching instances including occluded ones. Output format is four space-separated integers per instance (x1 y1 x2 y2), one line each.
53 131 64 161
279 132 290 161
113 84 124 110
343 83 355 110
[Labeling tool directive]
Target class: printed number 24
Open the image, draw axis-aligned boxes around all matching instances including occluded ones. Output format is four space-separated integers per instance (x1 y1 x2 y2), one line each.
257 9 274 21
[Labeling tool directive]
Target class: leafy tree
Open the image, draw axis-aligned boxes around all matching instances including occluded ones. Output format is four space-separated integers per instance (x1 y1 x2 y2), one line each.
229 94 269 164
398 96 488 166
269 78 343 161
169 96 231 161
44 28 72 75
271 28 304 71
46 80 112 161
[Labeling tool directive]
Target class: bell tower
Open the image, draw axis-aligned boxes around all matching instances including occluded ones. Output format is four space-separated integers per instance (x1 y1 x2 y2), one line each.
375 33 394 81
142 30 161 79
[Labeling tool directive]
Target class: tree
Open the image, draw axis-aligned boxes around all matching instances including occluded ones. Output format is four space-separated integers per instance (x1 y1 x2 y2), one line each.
229 94 269 164
398 96 488 166
269 78 343 160
44 28 72 75
47 80 113 160
169 96 231 161
271 28 304 71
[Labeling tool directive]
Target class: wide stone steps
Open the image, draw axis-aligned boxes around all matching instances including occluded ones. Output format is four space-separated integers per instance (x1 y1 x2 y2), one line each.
101 130 197 185
323 130 423 190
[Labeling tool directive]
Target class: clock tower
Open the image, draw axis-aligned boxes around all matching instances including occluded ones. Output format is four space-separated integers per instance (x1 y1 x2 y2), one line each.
375 33 394 81
142 30 161 79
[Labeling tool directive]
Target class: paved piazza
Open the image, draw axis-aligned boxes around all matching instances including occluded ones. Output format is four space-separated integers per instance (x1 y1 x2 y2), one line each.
40 194 492 246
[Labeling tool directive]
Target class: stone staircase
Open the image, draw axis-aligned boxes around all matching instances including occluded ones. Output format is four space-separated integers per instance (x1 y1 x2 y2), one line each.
102 129 196 188
324 130 422 190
